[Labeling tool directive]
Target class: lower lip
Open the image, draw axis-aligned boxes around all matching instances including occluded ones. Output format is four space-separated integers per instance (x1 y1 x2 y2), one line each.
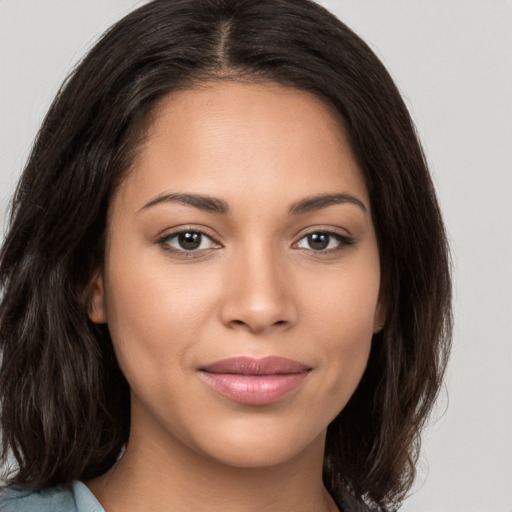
199 371 309 405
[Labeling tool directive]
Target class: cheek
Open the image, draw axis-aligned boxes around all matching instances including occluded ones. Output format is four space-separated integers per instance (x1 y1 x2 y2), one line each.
318 309 373 401
102 244 221 391
299 256 380 402
303 253 380 341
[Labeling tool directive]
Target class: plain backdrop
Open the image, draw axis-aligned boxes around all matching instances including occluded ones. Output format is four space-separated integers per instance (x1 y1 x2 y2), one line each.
1 1 511 511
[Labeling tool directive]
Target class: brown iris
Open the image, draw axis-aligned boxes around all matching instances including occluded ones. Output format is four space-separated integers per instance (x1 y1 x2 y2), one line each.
307 233 330 250
178 232 202 250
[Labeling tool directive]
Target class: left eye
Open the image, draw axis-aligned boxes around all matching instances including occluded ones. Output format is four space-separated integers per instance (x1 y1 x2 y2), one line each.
295 232 351 251
161 231 219 252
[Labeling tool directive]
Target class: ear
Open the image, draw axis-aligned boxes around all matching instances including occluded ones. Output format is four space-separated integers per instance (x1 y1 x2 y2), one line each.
86 271 108 324
372 294 387 334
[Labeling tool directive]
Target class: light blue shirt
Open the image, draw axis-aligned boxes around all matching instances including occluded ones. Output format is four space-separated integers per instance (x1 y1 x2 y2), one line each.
0 480 378 511
0 480 104 512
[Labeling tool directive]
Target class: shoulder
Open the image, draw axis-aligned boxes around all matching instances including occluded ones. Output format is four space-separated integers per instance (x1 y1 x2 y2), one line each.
0 481 104 512
0 484 76 512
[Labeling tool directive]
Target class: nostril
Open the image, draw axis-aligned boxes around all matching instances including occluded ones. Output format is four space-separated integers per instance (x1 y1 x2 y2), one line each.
227 318 289 332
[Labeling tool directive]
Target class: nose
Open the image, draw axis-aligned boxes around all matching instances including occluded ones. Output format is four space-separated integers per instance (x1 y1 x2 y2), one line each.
219 244 298 334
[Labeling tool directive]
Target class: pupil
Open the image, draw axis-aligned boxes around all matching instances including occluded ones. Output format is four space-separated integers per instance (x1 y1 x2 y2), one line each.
178 232 201 250
308 233 329 250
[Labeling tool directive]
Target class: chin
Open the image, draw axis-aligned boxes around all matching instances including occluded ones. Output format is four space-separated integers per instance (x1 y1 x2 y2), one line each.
187 414 327 470
199 439 314 469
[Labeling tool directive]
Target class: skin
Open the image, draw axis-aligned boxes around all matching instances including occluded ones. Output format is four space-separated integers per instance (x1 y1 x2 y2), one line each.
87 81 384 512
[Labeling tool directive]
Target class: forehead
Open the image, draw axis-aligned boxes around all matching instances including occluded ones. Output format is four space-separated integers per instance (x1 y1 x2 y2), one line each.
116 81 369 211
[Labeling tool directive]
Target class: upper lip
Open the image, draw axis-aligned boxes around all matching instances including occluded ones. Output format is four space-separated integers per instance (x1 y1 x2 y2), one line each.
200 356 311 375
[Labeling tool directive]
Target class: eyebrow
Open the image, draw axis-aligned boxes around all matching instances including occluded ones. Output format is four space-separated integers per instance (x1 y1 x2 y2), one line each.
140 193 229 214
140 192 366 216
288 193 367 215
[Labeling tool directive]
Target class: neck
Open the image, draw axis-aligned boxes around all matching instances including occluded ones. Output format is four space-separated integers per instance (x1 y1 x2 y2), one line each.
86 403 338 512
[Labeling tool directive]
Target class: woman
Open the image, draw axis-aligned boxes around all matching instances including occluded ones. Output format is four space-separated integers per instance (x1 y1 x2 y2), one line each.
0 0 452 510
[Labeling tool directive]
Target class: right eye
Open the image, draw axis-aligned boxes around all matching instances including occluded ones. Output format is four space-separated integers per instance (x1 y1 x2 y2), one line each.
158 230 221 254
293 230 355 253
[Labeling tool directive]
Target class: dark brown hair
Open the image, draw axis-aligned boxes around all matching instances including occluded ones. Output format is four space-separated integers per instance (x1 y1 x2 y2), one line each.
0 0 452 509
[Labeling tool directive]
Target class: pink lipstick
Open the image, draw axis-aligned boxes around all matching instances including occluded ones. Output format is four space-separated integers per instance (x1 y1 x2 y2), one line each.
199 356 311 405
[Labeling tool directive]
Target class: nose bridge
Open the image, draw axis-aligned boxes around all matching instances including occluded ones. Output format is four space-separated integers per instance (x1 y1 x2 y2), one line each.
220 237 296 333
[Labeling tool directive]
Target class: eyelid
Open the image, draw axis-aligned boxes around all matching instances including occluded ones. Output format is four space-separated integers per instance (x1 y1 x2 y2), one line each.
155 224 220 241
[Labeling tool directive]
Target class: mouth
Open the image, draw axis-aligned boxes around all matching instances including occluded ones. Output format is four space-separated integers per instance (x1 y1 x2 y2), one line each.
198 356 311 405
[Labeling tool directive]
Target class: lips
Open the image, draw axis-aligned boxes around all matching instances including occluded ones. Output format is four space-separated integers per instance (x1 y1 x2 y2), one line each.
198 356 311 405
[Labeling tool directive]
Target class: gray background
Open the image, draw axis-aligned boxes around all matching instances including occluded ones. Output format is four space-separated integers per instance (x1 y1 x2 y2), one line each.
1 1 511 511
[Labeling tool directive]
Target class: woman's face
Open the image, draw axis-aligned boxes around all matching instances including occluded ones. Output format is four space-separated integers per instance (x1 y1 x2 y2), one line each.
89 81 383 468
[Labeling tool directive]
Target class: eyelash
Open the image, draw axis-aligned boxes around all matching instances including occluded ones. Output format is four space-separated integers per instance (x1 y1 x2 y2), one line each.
157 228 355 257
